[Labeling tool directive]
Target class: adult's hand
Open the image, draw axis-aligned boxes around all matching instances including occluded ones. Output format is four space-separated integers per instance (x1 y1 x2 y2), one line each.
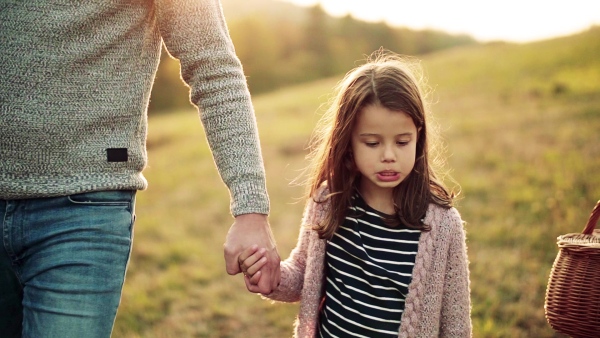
224 213 280 294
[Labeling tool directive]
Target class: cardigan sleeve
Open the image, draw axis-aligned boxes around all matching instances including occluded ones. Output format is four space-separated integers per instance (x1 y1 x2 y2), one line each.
155 0 269 216
262 225 310 303
440 208 472 337
262 188 327 302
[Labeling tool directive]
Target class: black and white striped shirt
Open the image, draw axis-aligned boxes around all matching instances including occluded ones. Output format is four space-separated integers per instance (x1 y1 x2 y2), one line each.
318 194 421 337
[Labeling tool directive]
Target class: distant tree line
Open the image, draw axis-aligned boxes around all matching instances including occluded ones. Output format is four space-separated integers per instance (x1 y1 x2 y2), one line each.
149 5 476 113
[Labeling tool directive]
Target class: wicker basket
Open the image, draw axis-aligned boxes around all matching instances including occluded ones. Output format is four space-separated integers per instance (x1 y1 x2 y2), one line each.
545 200 600 338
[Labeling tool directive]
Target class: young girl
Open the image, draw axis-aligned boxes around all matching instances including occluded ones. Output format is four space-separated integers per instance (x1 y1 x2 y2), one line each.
240 51 472 337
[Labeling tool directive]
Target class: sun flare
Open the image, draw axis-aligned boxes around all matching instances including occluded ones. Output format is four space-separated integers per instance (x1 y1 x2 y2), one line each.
281 0 600 43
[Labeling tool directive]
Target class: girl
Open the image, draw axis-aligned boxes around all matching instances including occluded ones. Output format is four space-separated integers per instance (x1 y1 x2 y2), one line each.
240 51 472 337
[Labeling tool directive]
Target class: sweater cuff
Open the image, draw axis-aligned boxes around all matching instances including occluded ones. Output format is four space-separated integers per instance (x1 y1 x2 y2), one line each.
229 180 270 216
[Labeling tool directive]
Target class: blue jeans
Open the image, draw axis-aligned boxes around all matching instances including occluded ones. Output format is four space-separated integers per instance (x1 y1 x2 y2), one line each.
0 190 136 338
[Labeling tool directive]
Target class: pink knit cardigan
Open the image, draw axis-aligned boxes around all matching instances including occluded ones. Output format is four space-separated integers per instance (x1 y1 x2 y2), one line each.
264 189 472 338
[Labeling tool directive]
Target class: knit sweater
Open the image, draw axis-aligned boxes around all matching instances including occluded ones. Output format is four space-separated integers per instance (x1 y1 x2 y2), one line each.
265 188 472 337
0 0 268 216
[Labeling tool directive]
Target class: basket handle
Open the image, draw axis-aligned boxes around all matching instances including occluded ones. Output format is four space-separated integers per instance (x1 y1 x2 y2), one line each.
582 200 600 235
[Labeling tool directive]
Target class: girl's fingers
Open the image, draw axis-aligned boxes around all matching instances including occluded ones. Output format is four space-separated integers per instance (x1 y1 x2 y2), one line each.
238 245 259 266
248 270 262 285
246 256 267 276
245 270 272 294
240 248 266 273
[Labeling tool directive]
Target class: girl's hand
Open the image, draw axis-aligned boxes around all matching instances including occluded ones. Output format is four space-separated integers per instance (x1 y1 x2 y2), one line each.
238 245 268 288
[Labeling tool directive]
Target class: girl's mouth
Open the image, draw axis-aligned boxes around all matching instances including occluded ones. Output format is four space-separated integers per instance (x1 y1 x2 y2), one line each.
376 171 400 182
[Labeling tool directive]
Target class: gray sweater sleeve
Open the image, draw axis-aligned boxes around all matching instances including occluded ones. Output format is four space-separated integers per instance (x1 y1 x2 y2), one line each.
156 0 269 216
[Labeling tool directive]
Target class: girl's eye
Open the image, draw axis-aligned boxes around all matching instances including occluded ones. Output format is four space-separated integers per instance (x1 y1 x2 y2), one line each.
365 142 379 147
397 141 409 146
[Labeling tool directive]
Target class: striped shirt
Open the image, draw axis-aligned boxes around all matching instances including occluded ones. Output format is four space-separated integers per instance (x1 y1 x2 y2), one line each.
318 194 421 337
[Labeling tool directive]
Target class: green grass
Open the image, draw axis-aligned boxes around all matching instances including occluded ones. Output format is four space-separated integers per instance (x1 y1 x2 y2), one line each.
112 27 600 337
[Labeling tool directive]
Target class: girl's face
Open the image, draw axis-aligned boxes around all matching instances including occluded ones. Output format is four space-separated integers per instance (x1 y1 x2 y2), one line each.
351 103 418 202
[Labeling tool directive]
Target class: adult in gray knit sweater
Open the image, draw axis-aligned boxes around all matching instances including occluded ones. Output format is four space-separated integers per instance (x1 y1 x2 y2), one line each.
0 1 280 337
240 51 472 337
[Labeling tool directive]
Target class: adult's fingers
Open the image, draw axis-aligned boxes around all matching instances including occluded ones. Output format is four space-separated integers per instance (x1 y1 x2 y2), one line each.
244 272 265 293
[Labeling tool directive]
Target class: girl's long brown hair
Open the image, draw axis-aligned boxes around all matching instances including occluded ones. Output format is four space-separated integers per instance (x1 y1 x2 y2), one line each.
304 50 456 239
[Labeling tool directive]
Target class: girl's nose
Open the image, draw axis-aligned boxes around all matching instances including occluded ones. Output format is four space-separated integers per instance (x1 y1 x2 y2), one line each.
382 145 396 162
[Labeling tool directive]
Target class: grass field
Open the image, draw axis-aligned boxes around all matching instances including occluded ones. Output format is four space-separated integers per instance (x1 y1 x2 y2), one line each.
112 27 600 337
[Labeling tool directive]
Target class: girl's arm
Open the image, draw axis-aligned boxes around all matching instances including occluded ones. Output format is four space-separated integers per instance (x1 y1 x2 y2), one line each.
262 226 312 302
440 209 472 337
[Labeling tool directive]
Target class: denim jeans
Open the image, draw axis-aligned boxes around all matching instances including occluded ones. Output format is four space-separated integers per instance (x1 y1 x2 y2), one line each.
0 190 136 338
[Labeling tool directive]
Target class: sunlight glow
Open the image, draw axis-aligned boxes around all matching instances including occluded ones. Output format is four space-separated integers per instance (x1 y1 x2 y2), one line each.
281 0 600 43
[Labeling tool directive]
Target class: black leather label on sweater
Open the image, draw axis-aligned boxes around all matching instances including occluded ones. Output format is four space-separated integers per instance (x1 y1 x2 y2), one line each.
107 148 128 162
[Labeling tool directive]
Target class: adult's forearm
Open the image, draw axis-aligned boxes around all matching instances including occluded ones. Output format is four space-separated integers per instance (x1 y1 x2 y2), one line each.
157 0 269 215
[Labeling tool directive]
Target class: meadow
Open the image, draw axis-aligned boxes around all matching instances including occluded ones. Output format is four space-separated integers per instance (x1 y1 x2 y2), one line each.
112 27 600 337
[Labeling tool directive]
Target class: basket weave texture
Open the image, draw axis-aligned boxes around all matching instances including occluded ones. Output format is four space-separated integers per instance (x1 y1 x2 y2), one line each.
545 201 600 338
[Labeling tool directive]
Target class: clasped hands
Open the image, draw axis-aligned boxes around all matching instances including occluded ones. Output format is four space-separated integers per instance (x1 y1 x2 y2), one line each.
224 213 281 294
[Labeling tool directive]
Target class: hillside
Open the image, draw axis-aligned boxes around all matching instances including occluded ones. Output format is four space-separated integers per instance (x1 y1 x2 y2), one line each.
423 26 600 337
114 27 600 337
149 0 477 112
